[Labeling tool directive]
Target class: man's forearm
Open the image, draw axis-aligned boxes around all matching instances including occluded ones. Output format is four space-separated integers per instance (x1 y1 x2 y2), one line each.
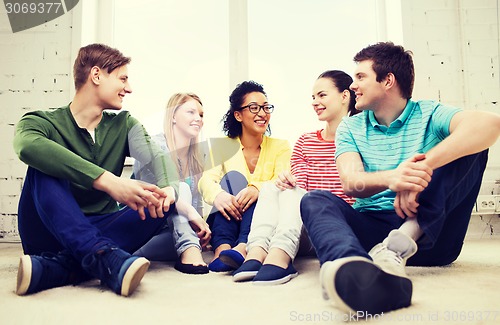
341 170 393 198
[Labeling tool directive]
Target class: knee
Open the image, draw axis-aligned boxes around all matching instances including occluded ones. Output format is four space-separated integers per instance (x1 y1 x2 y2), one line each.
223 170 246 183
300 190 327 221
300 191 347 221
261 181 278 193
220 171 248 193
301 190 336 207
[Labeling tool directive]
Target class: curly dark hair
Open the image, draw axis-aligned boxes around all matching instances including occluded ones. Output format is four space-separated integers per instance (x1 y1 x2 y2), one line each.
222 80 271 138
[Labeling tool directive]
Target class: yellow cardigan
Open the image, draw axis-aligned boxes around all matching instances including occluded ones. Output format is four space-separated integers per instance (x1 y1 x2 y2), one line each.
198 136 291 205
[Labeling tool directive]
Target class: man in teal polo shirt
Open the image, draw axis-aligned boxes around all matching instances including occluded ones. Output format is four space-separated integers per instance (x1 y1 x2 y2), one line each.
13 44 179 297
300 42 500 316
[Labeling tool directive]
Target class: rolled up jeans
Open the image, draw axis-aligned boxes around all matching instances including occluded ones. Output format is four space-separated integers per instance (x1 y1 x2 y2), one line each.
134 182 201 260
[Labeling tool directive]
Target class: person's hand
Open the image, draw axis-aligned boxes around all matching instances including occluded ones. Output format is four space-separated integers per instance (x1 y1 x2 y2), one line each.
93 171 167 220
388 154 433 193
213 191 242 221
394 190 420 219
190 218 211 248
160 186 176 212
275 170 296 190
235 186 259 213
143 186 175 219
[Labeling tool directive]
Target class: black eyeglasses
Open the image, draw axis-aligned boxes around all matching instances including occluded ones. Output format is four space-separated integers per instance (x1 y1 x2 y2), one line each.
240 104 275 114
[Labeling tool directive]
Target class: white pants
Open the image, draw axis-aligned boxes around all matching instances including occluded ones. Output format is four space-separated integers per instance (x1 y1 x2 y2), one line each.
247 181 306 259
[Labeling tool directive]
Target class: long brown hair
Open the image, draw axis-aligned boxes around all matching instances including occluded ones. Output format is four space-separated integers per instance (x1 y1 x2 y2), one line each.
164 93 204 180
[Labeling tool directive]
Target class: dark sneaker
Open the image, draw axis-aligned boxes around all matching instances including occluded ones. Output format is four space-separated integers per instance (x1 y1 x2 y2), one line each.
232 259 262 282
82 246 150 297
320 256 412 315
16 252 87 296
252 263 298 285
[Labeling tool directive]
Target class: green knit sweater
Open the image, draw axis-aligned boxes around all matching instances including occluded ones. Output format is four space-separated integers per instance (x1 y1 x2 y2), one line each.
13 104 178 215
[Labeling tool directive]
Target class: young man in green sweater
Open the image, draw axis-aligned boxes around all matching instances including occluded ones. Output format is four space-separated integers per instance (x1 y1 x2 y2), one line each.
13 43 179 297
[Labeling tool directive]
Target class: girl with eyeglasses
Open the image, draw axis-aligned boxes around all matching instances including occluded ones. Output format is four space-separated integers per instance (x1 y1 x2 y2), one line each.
231 70 359 284
198 80 291 272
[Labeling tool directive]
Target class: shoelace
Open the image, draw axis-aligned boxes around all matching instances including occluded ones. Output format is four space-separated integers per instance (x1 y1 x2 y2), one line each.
373 245 404 266
82 246 119 279
97 247 119 277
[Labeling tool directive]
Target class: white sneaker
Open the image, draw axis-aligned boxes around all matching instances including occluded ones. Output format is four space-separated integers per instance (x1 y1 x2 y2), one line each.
320 256 413 315
369 230 418 278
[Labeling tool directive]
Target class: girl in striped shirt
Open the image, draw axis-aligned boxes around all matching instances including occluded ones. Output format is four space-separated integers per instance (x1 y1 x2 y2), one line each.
230 70 359 284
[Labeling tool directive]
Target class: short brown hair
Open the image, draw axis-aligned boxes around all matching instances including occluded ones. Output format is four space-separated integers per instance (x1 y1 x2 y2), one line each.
73 43 131 91
353 42 414 99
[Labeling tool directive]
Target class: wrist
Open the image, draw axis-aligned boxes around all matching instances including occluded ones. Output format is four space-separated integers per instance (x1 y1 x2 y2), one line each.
93 171 113 191
248 184 259 191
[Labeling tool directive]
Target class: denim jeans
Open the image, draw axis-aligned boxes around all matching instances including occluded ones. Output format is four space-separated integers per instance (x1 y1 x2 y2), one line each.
134 182 201 260
207 171 256 249
301 150 488 267
18 167 171 262
247 181 306 259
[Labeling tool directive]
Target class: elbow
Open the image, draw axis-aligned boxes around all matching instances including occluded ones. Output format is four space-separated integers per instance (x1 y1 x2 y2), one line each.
15 144 32 164
340 179 356 197
493 114 500 138
13 134 35 163
342 186 358 198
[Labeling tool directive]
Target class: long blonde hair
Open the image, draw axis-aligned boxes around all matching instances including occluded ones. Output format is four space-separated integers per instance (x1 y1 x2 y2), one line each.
164 93 204 181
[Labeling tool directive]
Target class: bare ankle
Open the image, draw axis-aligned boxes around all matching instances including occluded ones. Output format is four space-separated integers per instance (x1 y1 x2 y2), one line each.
180 247 206 266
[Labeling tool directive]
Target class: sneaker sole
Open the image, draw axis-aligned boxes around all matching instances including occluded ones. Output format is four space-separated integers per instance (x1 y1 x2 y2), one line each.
233 271 258 282
16 255 32 296
252 272 298 286
120 257 150 297
322 257 412 315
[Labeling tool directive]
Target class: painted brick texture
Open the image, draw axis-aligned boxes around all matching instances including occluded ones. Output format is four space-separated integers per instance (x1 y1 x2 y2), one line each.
0 9 73 238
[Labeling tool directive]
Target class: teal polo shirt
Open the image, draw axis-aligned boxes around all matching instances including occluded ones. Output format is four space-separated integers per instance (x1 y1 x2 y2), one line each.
335 99 461 212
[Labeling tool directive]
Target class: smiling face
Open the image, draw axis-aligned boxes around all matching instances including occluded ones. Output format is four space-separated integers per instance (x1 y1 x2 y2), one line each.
350 60 386 111
96 65 132 110
312 77 349 122
234 91 270 136
173 98 204 140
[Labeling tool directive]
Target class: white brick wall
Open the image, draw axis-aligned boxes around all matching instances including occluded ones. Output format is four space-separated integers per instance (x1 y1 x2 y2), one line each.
404 0 500 185
0 8 73 238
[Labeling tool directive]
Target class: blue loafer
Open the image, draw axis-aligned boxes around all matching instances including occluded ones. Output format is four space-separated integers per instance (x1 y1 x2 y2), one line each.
233 260 262 282
253 263 298 285
218 250 245 269
208 257 233 272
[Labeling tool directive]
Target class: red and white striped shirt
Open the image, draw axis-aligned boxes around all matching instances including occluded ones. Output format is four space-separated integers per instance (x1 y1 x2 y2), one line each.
291 130 355 205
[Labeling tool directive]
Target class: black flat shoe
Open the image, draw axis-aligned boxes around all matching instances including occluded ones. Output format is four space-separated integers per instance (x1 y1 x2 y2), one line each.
174 260 209 274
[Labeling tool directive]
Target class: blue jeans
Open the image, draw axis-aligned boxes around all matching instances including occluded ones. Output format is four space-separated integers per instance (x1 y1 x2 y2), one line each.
207 171 256 249
134 182 201 261
301 150 488 267
18 167 170 262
